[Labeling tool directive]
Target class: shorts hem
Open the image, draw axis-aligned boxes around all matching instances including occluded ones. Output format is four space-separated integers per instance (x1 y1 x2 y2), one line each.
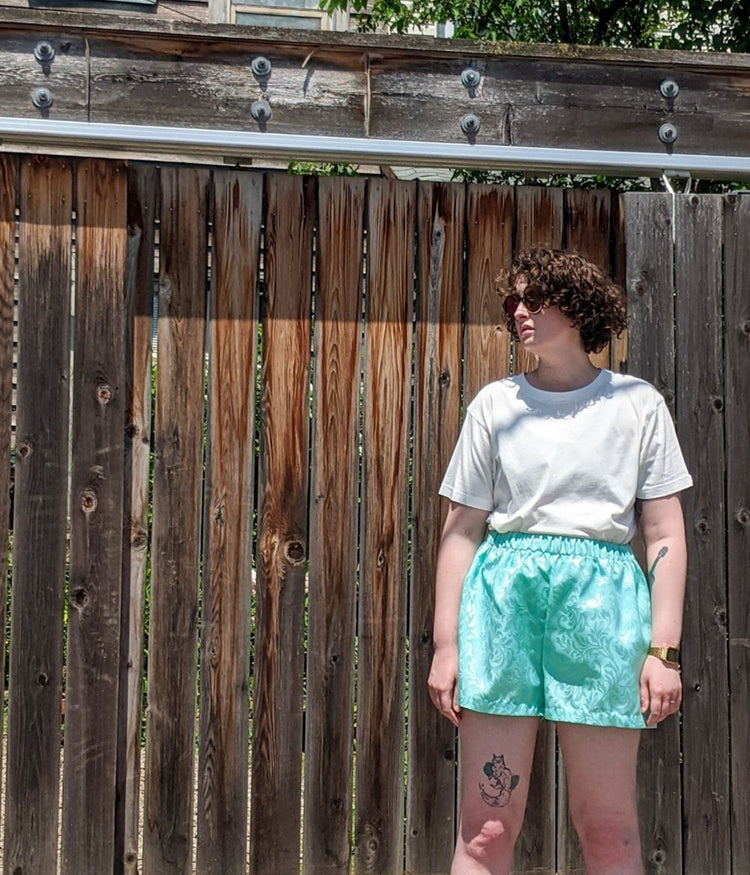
458 698 650 730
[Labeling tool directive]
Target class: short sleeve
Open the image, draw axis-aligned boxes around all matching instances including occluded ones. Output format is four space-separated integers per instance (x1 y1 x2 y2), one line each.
637 398 693 499
438 408 495 511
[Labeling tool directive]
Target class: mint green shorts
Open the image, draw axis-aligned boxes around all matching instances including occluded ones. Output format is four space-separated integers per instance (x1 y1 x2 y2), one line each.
458 531 652 729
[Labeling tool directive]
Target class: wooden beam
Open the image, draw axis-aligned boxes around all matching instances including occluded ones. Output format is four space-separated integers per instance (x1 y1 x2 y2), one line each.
2 8 750 159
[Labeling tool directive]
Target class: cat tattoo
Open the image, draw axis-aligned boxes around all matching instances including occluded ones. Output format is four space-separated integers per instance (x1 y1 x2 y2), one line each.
479 754 520 808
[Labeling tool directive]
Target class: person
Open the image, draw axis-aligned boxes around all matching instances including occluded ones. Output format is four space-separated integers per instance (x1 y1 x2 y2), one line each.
428 248 692 875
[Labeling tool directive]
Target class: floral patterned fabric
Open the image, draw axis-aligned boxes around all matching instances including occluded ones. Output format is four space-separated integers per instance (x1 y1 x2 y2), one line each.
458 531 652 730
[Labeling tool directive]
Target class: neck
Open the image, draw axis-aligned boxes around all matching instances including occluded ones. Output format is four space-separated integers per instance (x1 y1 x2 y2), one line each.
527 352 600 392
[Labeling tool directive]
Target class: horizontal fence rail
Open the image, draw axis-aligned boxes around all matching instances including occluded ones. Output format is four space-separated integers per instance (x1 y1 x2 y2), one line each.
0 155 747 874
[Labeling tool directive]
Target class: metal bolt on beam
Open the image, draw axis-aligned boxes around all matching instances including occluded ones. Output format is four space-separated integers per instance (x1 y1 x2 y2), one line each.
251 56 272 78
461 68 481 89
251 99 272 123
31 87 53 109
34 41 55 64
660 79 679 99
461 113 480 134
658 123 678 144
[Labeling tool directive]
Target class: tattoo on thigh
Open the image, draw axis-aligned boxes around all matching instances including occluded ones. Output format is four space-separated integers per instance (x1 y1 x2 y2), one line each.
648 546 669 585
479 754 520 808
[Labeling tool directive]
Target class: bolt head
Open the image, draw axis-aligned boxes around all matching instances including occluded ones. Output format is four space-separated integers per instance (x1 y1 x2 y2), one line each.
660 78 679 99
460 113 480 135
34 41 55 63
31 87 54 109
658 123 678 144
251 56 272 78
251 99 272 123
461 68 481 89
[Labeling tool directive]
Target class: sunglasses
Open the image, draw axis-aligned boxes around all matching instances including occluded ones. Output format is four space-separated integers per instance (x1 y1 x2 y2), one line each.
503 287 547 318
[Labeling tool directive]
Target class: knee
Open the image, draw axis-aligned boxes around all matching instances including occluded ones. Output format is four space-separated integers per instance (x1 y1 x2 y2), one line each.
460 814 520 864
576 813 641 867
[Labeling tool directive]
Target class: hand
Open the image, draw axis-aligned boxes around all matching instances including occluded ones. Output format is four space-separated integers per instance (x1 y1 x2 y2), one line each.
640 654 682 727
427 646 461 727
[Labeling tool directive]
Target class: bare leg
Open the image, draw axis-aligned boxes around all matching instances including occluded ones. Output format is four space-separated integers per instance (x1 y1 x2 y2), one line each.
557 723 643 875
453 712 539 875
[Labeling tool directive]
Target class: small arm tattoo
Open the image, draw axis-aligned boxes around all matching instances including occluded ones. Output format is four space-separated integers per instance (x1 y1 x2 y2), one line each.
648 546 669 585
479 754 520 808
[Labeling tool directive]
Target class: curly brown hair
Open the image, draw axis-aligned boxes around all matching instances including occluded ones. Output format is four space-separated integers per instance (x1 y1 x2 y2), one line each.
498 248 627 354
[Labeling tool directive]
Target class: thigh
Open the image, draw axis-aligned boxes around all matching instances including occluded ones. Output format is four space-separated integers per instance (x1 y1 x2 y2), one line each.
557 722 641 820
458 711 539 831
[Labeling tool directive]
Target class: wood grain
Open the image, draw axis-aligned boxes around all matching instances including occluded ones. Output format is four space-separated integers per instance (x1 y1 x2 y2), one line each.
303 176 364 875
196 170 262 874
407 181 465 874
249 173 313 875
464 183 513 401
724 193 750 872
61 158 128 874
142 166 209 875
354 178 414 874
512 184 563 875
674 194 730 875
621 192 682 875
118 164 157 875
5 155 72 875
0 154 16 808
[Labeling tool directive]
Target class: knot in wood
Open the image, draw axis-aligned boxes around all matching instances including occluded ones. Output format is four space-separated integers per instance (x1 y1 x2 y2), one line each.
438 370 451 386
377 549 386 568
714 607 727 626
651 848 667 866
36 672 49 687
125 423 138 439
72 587 89 609
735 507 750 526
131 527 148 550
742 320 750 336
633 280 646 296
711 396 724 412
97 383 113 404
662 390 675 406
17 442 32 459
81 488 98 513
443 748 454 761
695 517 709 536
285 540 305 565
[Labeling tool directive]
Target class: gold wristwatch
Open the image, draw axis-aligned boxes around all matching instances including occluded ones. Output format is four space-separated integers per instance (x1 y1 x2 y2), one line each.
648 646 680 669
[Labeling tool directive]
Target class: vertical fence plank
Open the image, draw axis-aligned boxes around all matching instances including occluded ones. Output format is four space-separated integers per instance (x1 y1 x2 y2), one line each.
563 188 613 371
0 154 17 805
514 186 564 377
250 174 313 875
303 177 364 875
5 155 72 874
119 164 157 875
465 184 513 399
62 159 128 875
674 195 730 874
724 193 750 872
512 184 563 875
407 182 465 875
354 178 414 874
196 171 262 874
143 166 209 874
622 193 682 875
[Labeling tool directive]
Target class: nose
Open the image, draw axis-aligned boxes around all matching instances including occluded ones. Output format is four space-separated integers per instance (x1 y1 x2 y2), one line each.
514 299 531 319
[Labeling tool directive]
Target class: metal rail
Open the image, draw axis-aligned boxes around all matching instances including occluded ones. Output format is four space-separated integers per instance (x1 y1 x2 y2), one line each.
1 117 749 179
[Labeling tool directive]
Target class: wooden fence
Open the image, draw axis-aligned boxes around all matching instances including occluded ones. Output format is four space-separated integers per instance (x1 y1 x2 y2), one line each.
0 153 747 874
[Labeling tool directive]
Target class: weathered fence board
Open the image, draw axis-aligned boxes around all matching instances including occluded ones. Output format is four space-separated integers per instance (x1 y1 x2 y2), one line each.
724 193 750 872
0 153 16 805
464 183 513 399
623 192 682 875
120 163 158 875
674 195 730 874
354 178 414 874
62 158 128 875
407 181 465 875
196 170 262 874
143 166 210 875
250 173 313 875
5 156 72 875
303 176 364 875
512 183 563 875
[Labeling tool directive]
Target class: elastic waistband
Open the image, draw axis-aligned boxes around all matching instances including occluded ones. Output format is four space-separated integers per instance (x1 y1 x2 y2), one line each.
486 530 633 559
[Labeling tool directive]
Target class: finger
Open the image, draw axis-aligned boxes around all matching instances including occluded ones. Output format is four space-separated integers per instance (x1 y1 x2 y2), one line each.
640 681 649 714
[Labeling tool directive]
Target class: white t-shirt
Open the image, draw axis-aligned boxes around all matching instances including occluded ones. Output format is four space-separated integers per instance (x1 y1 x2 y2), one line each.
439 369 693 544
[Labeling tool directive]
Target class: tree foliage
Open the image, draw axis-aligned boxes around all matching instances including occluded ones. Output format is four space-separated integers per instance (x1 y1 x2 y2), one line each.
319 0 750 53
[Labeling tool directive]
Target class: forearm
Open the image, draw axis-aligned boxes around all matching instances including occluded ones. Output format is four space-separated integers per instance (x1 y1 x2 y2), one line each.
432 503 487 650
640 494 688 648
